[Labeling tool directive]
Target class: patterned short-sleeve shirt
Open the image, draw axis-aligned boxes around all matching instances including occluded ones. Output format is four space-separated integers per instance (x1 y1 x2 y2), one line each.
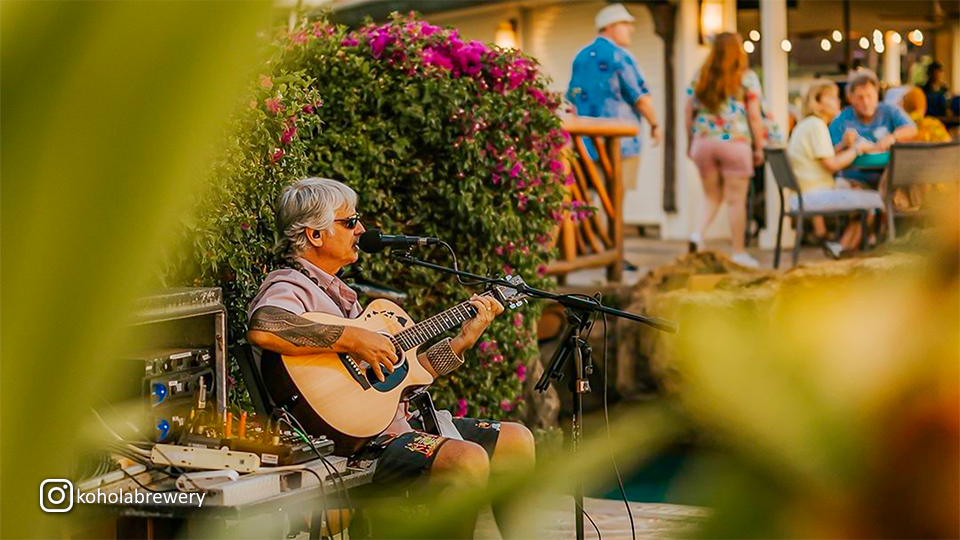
687 69 762 143
567 36 651 158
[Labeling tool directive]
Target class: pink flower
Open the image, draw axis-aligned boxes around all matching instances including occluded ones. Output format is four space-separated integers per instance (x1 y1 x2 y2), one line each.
455 398 468 417
516 364 527 383
341 36 358 47
507 69 526 90
369 31 395 58
291 31 308 44
517 194 528 210
549 159 564 173
281 125 296 144
494 246 504 256
258 74 272 89
516 179 527 189
537 264 548 277
509 162 523 178
478 340 494 353
513 313 524 327
564 174 576 186
264 97 283 115
528 87 548 105
491 354 504 364
422 47 453 70
240 222 251 231
491 173 501 185
500 399 514 412
503 264 512 275
302 104 314 114
271 148 284 163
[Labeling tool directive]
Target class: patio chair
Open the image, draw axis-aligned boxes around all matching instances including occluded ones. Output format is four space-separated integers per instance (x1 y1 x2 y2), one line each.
765 148 884 269
884 141 960 239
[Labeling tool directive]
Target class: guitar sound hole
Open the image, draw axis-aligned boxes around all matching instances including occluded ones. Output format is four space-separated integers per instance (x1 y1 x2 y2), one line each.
379 332 406 367
364 359 409 392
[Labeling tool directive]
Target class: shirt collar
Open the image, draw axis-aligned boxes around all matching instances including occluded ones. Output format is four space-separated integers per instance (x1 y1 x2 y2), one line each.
596 35 617 47
294 257 358 312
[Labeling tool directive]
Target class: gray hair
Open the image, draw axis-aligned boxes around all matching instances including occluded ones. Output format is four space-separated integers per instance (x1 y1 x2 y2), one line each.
847 68 879 95
277 177 358 257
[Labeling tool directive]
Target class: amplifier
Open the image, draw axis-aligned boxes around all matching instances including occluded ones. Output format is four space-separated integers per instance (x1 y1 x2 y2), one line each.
120 347 216 442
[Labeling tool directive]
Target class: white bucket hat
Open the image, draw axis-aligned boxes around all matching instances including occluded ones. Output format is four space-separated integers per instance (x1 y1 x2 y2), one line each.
595 3 635 31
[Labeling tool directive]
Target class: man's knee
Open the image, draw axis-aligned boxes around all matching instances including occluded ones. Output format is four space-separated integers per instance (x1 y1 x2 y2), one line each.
493 422 536 471
432 440 490 489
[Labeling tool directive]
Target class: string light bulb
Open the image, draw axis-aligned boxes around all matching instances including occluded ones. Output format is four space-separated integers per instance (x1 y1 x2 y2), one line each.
781 39 792 53
832 30 843 42
743 40 755 53
891 31 902 44
909 29 924 46
820 38 832 51
749 30 761 41
859 36 870 49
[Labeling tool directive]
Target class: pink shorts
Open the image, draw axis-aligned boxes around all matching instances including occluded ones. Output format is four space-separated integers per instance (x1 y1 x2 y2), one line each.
689 138 754 178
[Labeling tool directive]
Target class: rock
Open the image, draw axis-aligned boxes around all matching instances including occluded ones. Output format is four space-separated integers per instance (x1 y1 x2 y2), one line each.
619 250 922 394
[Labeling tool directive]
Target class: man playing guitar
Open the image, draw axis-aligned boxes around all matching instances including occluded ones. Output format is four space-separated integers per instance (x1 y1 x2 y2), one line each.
247 177 535 539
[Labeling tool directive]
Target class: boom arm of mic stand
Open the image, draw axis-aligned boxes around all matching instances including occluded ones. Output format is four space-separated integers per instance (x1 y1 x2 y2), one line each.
394 252 679 334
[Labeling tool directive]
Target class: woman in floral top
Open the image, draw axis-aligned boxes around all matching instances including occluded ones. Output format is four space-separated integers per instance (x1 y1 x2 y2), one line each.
684 32 766 268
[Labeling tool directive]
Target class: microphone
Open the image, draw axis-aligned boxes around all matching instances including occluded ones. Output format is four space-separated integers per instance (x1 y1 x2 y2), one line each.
358 230 440 253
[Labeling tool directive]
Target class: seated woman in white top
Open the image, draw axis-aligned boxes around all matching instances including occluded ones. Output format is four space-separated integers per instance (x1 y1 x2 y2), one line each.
787 80 884 257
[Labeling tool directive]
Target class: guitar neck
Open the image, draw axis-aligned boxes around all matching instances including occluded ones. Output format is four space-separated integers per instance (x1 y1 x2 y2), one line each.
394 291 497 351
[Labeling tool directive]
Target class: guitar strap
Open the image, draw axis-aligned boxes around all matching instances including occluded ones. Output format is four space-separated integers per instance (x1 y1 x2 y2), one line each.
409 391 441 436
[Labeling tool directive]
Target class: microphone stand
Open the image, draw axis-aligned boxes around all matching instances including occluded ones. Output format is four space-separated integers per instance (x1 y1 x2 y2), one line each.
394 250 678 540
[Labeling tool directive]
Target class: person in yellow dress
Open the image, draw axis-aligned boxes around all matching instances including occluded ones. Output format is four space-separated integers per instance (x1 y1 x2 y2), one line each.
894 87 951 210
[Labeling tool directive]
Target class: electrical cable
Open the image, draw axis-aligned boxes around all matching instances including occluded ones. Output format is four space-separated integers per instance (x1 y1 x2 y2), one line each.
300 467 331 539
599 302 636 540
439 241 490 287
279 412 352 540
91 399 202 492
119 467 165 493
575 501 603 540
281 412 352 540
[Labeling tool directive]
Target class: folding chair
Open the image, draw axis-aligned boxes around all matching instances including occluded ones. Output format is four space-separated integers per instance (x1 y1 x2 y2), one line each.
884 141 960 239
765 148 883 268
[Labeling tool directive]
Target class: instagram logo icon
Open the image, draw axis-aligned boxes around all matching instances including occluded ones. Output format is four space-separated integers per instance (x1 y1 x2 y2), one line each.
40 479 74 513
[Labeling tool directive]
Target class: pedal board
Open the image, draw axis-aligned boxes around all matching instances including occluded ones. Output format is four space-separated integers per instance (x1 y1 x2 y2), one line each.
179 433 334 466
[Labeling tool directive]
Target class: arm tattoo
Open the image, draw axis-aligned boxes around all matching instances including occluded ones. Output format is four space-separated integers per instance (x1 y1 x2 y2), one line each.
249 306 344 349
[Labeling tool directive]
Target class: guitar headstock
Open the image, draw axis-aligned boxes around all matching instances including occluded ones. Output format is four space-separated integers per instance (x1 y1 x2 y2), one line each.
491 275 528 310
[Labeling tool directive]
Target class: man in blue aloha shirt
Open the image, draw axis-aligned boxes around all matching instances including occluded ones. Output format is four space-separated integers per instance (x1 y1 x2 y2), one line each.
829 68 916 188
567 3 661 190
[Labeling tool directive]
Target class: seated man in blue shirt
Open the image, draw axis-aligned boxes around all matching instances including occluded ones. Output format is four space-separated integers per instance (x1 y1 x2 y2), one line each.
829 69 917 188
567 3 661 191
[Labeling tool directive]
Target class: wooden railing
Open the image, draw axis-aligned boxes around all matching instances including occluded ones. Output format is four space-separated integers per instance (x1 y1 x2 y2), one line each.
546 116 639 283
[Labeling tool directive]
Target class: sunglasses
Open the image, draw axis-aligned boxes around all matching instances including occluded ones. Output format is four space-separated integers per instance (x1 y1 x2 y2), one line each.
334 214 362 229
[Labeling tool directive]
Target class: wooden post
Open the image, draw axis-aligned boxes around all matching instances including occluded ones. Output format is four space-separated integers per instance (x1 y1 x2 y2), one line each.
649 2 678 213
608 137 624 282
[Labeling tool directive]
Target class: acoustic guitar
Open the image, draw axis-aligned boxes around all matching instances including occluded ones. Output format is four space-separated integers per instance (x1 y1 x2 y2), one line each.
261 276 527 455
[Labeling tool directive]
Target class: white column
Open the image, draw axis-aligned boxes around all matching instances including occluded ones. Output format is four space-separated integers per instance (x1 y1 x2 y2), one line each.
883 31 901 86
759 0 791 250
723 0 737 33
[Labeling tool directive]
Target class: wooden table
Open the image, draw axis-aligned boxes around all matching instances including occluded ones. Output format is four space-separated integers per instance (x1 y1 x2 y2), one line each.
69 459 374 539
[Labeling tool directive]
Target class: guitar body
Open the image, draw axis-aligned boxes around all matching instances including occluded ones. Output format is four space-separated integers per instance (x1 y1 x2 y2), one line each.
261 299 435 456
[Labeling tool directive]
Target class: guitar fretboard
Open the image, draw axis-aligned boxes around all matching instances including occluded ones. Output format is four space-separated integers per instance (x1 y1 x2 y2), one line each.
393 291 498 351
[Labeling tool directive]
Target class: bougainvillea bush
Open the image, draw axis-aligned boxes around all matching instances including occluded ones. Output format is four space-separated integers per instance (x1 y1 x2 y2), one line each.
170 13 573 421
163 60 324 405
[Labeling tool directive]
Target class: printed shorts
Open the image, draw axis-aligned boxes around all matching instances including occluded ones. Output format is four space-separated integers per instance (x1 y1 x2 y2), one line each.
349 417 501 488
